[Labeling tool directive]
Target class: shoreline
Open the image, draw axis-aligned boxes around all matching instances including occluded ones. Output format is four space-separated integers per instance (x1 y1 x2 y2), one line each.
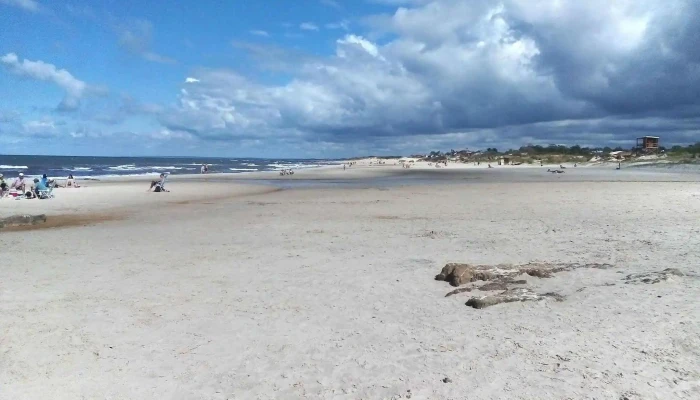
5 156 699 184
2 164 699 231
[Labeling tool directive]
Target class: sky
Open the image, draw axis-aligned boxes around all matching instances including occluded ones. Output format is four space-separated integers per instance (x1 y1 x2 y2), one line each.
0 0 699 158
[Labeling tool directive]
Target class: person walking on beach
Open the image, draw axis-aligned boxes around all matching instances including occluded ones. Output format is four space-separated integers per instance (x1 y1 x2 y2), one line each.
201 164 206 174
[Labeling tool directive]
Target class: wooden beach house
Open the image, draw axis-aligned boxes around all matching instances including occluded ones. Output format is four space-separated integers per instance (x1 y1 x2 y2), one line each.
636 136 660 152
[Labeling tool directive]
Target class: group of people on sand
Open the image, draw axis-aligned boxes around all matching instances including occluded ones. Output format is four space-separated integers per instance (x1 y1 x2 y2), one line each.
0 172 81 199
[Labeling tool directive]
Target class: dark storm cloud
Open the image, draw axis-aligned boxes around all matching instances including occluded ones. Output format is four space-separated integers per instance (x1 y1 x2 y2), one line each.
162 0 700 150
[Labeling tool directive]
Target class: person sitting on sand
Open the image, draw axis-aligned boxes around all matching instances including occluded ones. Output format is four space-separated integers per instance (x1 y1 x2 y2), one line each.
34 177 48 192
26 178 47 198
66 174 80 188
0 174 8 197
11 172 26 192
147 173 169 192
40 174 49 187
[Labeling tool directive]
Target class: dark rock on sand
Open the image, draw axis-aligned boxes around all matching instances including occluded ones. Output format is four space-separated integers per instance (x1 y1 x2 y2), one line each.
0 214 47 229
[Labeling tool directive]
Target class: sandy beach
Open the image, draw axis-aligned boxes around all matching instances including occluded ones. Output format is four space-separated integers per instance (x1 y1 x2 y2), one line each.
1 164 699 399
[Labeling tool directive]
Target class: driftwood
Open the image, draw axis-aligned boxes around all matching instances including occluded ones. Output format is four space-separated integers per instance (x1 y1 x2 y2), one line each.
466 288 565 309
435 262 612 287
624 268 684 284
437 262 612 309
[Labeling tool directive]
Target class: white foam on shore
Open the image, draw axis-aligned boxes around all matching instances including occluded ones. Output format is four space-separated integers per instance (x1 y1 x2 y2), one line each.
76 173 161 180
266 163 325 170
0 165 28 169
108 165 193 171
229 168 258 171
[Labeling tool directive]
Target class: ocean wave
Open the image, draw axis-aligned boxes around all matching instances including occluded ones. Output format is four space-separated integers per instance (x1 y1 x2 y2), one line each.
107 164 137 170
0 165 29 169
266 163 324 170
229 168 258 171
242 163 259 166
108 165 192 171
78 173 163 179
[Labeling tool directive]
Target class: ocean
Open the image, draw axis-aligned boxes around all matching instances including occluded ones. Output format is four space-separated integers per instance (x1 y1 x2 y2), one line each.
0 155 340 179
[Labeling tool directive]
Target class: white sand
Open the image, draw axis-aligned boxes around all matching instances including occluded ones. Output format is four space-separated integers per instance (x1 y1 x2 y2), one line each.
1 167 699 399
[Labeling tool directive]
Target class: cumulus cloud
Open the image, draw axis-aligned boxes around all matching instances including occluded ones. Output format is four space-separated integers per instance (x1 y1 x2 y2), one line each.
0 0 40 12
0 52 95 111
160 0 700 151
185 77 200 83
22 118 60 138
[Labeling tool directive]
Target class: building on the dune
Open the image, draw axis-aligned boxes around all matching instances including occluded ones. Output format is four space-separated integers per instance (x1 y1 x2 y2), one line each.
636 136 660 152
